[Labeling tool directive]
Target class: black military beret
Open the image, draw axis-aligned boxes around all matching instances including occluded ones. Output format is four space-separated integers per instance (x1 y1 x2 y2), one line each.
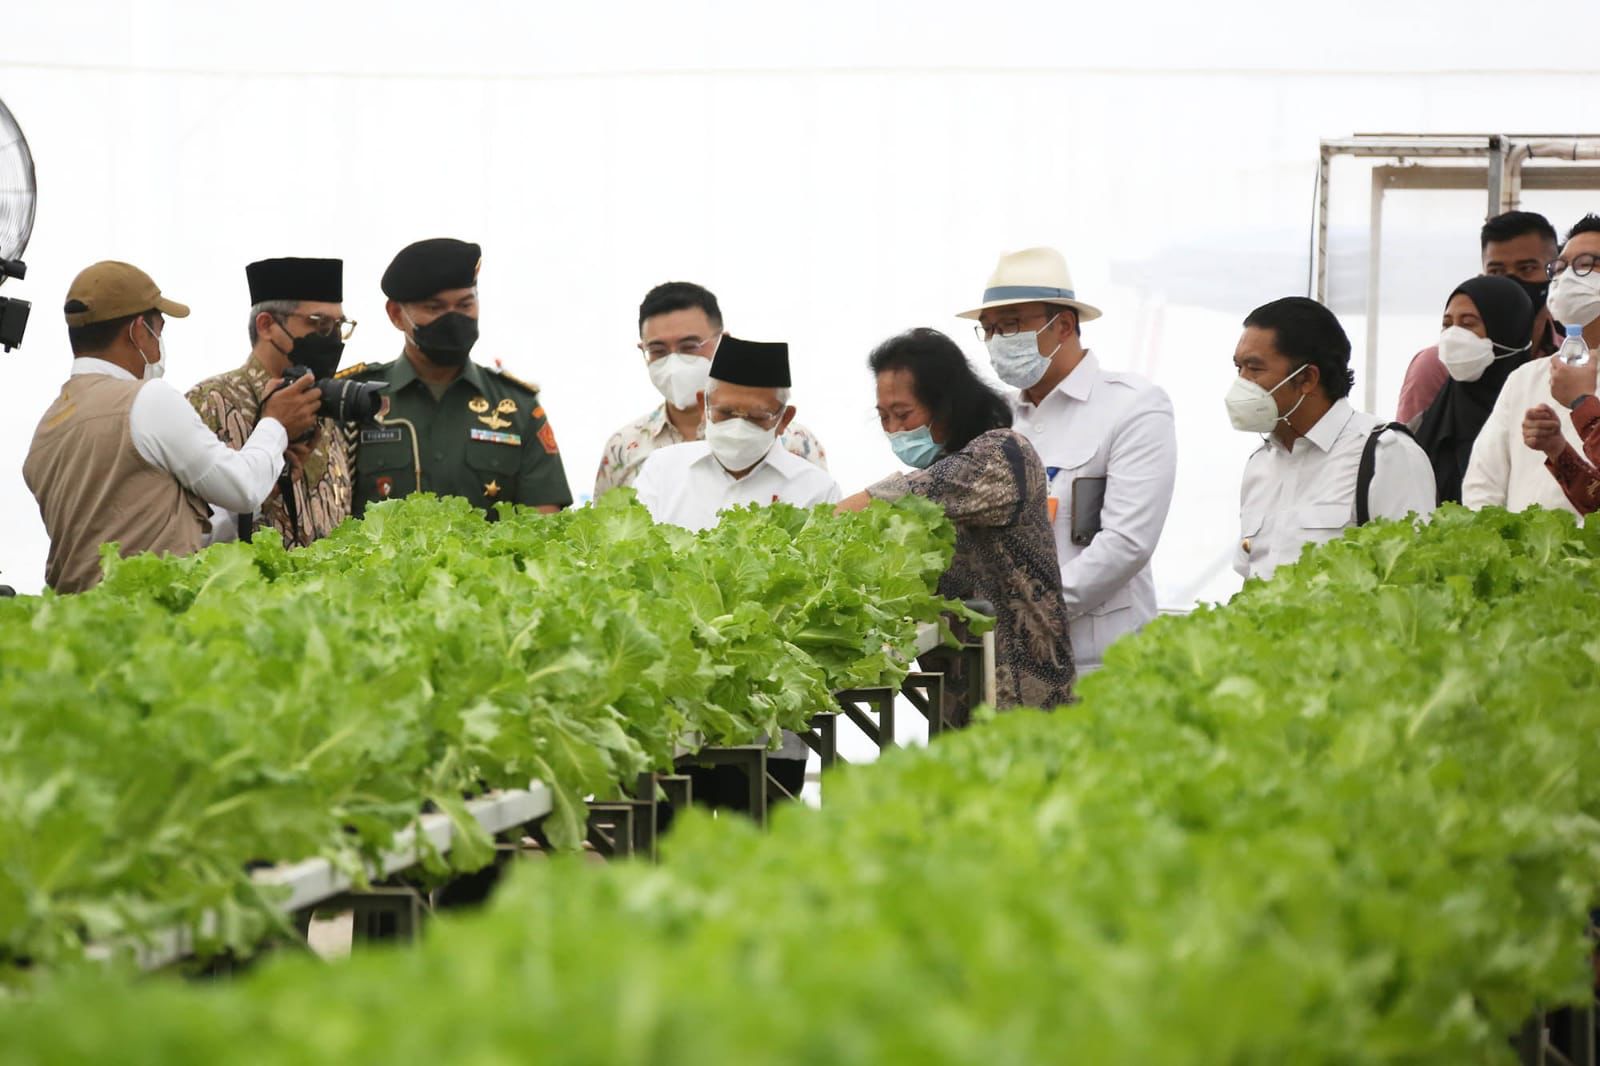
381 238 482 302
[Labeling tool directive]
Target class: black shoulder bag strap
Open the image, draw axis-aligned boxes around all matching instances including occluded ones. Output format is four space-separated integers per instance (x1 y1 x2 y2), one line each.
1355 421 1415 525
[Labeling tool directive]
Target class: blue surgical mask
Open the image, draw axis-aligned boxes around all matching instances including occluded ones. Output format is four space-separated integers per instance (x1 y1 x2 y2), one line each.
887 424 943 468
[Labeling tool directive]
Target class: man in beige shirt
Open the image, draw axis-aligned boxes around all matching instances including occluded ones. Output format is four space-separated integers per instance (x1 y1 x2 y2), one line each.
23 261 319 593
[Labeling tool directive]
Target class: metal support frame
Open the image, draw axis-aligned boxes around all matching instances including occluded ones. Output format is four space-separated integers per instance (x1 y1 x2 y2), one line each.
1518 1004 1597 1066
1312 133 1600 412
675 744 769 825
586 802 637 858
899 671 948 736
797 710 840 769
325 886 426 945
834 687 896 752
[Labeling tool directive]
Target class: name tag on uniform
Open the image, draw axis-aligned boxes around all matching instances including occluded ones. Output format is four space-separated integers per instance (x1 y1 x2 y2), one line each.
360 428 403 444
471 428 522 446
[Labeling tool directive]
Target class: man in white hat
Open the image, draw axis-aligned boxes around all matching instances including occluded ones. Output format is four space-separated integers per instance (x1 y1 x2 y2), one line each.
960 247 1177 671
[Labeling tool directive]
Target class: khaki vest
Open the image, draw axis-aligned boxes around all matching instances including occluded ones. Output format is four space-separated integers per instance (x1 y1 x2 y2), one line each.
23 373 209 593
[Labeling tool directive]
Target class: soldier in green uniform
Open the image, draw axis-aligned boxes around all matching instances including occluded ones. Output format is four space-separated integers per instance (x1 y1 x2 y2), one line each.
189 257 356 546
342 238 573 516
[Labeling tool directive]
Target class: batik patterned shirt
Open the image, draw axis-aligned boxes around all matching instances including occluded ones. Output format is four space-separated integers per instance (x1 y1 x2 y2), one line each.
1545 395 1600 515
867 428 1075 711
188 355 353 547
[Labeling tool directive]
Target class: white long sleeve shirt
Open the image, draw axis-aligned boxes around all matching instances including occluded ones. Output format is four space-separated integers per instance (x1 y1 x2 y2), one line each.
71 359 287 515
634 439 841 533
1234 399 1436 582
1009 351 1177 670
1461 357 1584 515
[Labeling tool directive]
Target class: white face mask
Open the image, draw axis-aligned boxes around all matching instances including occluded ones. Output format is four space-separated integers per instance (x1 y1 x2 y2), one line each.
704 415 778 472
647 353 712 409
1548 268 1600 328
1225 363 1307 433
134 318 166 381
1437 325 1525 383
985 312 1062 389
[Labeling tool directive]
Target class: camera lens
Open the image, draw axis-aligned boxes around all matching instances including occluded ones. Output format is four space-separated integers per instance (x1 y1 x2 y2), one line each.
315 379 386 424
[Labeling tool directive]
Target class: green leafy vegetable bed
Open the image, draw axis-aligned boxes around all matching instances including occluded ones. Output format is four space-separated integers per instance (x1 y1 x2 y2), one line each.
0 492 964 979
7 505 1598 1064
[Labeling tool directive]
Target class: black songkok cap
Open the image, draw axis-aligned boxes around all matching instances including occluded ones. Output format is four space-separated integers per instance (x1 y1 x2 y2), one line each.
246 257 343 304
380 238 482 302
709 336 791 388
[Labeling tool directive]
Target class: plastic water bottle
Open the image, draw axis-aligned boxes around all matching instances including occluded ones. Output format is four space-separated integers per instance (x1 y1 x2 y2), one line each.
1557 324 1591 367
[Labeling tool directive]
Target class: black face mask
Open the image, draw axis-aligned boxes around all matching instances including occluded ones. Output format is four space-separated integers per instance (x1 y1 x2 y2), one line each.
287 331 345 380
409 312 478 368
1510 276 1550 317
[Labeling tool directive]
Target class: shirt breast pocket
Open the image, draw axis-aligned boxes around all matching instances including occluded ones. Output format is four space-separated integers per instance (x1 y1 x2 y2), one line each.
1043 442 1101 530
1239 509 1268 569
465 437 522 497
1295 503 1354 555
357 438 416 507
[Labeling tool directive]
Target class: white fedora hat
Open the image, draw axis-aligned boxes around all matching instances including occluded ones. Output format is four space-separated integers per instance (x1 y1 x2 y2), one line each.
957 246 1103 322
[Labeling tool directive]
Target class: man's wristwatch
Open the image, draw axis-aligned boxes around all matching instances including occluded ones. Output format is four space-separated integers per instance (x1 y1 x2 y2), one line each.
1568 393 1593 412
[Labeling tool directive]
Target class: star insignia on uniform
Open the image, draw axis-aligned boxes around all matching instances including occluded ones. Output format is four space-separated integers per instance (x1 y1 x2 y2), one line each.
484 480 501 499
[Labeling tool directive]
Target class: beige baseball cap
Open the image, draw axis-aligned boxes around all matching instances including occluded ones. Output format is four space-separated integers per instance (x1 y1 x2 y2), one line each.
63 261 190 327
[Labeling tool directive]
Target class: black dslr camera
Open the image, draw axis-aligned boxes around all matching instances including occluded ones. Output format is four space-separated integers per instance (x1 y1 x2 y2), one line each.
0 257 30 352
282 365 388 433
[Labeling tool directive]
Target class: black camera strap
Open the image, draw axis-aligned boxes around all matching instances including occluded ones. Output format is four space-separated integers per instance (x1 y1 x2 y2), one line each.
278 469 303 549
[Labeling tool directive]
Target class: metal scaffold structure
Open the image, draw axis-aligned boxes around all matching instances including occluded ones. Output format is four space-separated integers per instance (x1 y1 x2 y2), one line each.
1313 133 1600 413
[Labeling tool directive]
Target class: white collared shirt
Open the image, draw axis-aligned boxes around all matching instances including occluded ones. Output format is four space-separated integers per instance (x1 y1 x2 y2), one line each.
1009 350 1177 670
633 438 841 532
1235 398 1436 582
70 358 288 517
593 403 827 497
1461 357 1585 515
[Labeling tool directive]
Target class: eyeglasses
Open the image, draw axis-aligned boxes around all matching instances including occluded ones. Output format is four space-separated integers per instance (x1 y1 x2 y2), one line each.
706 404 783 430
1546 253 1599 280
973 310 1059 342
641 332 721 362
282 312 358 340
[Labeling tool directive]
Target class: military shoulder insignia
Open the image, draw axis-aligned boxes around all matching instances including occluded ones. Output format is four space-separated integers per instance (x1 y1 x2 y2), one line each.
487 366 540 396
334 362 374 380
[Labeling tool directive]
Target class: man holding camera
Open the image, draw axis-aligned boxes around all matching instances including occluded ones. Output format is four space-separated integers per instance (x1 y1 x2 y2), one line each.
24 260 321 592
343 238 572 516
189 257 356 546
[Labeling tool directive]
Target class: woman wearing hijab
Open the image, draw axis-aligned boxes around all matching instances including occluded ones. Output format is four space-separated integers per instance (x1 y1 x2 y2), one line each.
1414 275 1535 504
836 328 1074 721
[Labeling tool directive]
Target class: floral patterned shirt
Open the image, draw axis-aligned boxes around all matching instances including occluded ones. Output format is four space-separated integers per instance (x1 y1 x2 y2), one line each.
594 404 828 497
868 428 1075 711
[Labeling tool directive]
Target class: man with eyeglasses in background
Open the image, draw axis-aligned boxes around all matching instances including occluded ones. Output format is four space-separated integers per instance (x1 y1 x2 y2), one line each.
960 247 1176 673
190 257 358 546
1464 213 1600 514
593 281 827 498
1396 210 1562 425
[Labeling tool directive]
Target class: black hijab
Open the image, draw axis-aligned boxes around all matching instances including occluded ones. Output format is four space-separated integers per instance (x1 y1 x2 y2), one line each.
1414 275 1535 504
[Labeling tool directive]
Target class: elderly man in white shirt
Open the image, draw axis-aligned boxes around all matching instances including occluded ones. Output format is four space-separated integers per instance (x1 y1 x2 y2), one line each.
633 335 838 807
1228 297 1436 582
959 247 1176 672
1464 213 1600 516
23 261 320 592
634 336 839 531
